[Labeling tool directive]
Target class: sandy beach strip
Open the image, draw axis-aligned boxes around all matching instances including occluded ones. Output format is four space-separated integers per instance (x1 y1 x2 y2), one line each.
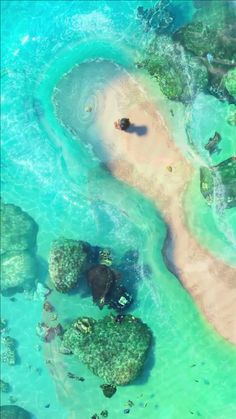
96 74 236 345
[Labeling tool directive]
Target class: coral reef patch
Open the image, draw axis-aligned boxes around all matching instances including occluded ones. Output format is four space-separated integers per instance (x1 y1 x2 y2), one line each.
49 237 89 292
137 36 208 102
0 201 38 294
200 157 236 208
61 315 152 385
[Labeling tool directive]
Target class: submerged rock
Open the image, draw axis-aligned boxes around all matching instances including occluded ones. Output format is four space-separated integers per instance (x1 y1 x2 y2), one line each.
62 314 152 385
0 336 18 366
227 105 236 126
0 201 38 255
0 405 32 419
0 201 38 294
200 157 236 208
107 284 133 311
224 68 236 98
204 132 221 155
49 237 89 292
137 0 177 35
1 250 37 292
86 265 117 309
138 36 208 102
174 1 236 102
0 379 11 393
100 384 117 398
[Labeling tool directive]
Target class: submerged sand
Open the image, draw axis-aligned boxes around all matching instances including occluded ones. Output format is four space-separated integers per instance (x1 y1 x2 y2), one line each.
96 74 236 344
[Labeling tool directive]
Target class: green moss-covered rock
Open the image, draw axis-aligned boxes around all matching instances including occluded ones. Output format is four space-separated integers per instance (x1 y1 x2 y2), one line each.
0 405 31 419
0 202 38 255
175 2 236 60
49 237 89 292
0 201 38 294
1 250 37 292
224 68 236 98
200 157 236 208
227 105 236 126
140 36 208 102
62 315 152 386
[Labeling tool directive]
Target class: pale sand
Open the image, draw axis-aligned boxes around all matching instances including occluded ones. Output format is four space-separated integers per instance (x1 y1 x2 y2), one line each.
96 74 236 344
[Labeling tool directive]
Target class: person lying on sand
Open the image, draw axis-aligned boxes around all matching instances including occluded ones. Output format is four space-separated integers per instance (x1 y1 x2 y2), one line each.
114 118 130 131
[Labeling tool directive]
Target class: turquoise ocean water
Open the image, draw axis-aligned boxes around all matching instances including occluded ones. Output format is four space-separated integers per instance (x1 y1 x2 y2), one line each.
1 1 236 419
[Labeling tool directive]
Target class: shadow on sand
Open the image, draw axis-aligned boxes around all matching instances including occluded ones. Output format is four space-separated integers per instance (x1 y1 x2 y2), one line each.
127 124 148 136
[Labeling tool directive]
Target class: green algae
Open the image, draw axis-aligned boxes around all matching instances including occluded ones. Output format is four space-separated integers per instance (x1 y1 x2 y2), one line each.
62 315 152 385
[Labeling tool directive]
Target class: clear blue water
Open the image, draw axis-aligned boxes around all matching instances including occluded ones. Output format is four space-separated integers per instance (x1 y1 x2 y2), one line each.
1 1 236 419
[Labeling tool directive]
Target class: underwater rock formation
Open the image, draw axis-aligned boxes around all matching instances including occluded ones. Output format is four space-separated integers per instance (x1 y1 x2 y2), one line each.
100 384 117 398
61 314 152 385
0 336 17 366
49 237 89 292
138 36 208 102
0 379 11 393
137 0 174 35
174 1 236 101
204 132 221 155
200 157 236 208
86 264 117 309
0 201 38 255
1 251 37 292
107 284 133 311
0 201 38 294
227 105 236 126
0 405 32 419
224 68 236 98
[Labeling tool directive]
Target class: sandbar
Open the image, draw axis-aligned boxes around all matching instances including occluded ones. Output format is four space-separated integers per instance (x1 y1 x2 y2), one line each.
96 74 236 344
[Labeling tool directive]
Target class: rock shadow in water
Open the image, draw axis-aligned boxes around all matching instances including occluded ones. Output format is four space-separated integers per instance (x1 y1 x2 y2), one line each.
132 337 156 385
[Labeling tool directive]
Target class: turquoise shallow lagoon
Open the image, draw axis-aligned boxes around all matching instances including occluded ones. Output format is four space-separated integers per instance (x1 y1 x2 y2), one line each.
1 1 236 419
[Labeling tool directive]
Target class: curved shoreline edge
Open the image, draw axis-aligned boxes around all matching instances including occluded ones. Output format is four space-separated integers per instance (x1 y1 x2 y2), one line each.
95 72 236 345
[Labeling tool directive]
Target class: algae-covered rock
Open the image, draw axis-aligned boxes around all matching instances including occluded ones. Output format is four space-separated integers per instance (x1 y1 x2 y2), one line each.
0 405 32 419
0 201 38 294
0 202 38 255
62 315 152 386
200 157 236 208
224 68 236 98
139 36 208 102
173 1 236 101
137 0 174 35
1 251 37 292
227 104 236 126
174 2 236 60
49 237 89 292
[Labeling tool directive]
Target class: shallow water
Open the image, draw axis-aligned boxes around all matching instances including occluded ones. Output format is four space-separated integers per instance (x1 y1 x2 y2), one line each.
1 1 236 419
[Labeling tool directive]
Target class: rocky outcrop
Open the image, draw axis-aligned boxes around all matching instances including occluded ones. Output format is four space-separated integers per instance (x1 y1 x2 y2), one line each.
224 68 236 98
61 315 152 386
200 157 236 208
0 201 38 294
0 201 38 255
86 265 117 309
138 36 208 102
49 237 89 292
1 251 37 292
174 1 236 102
